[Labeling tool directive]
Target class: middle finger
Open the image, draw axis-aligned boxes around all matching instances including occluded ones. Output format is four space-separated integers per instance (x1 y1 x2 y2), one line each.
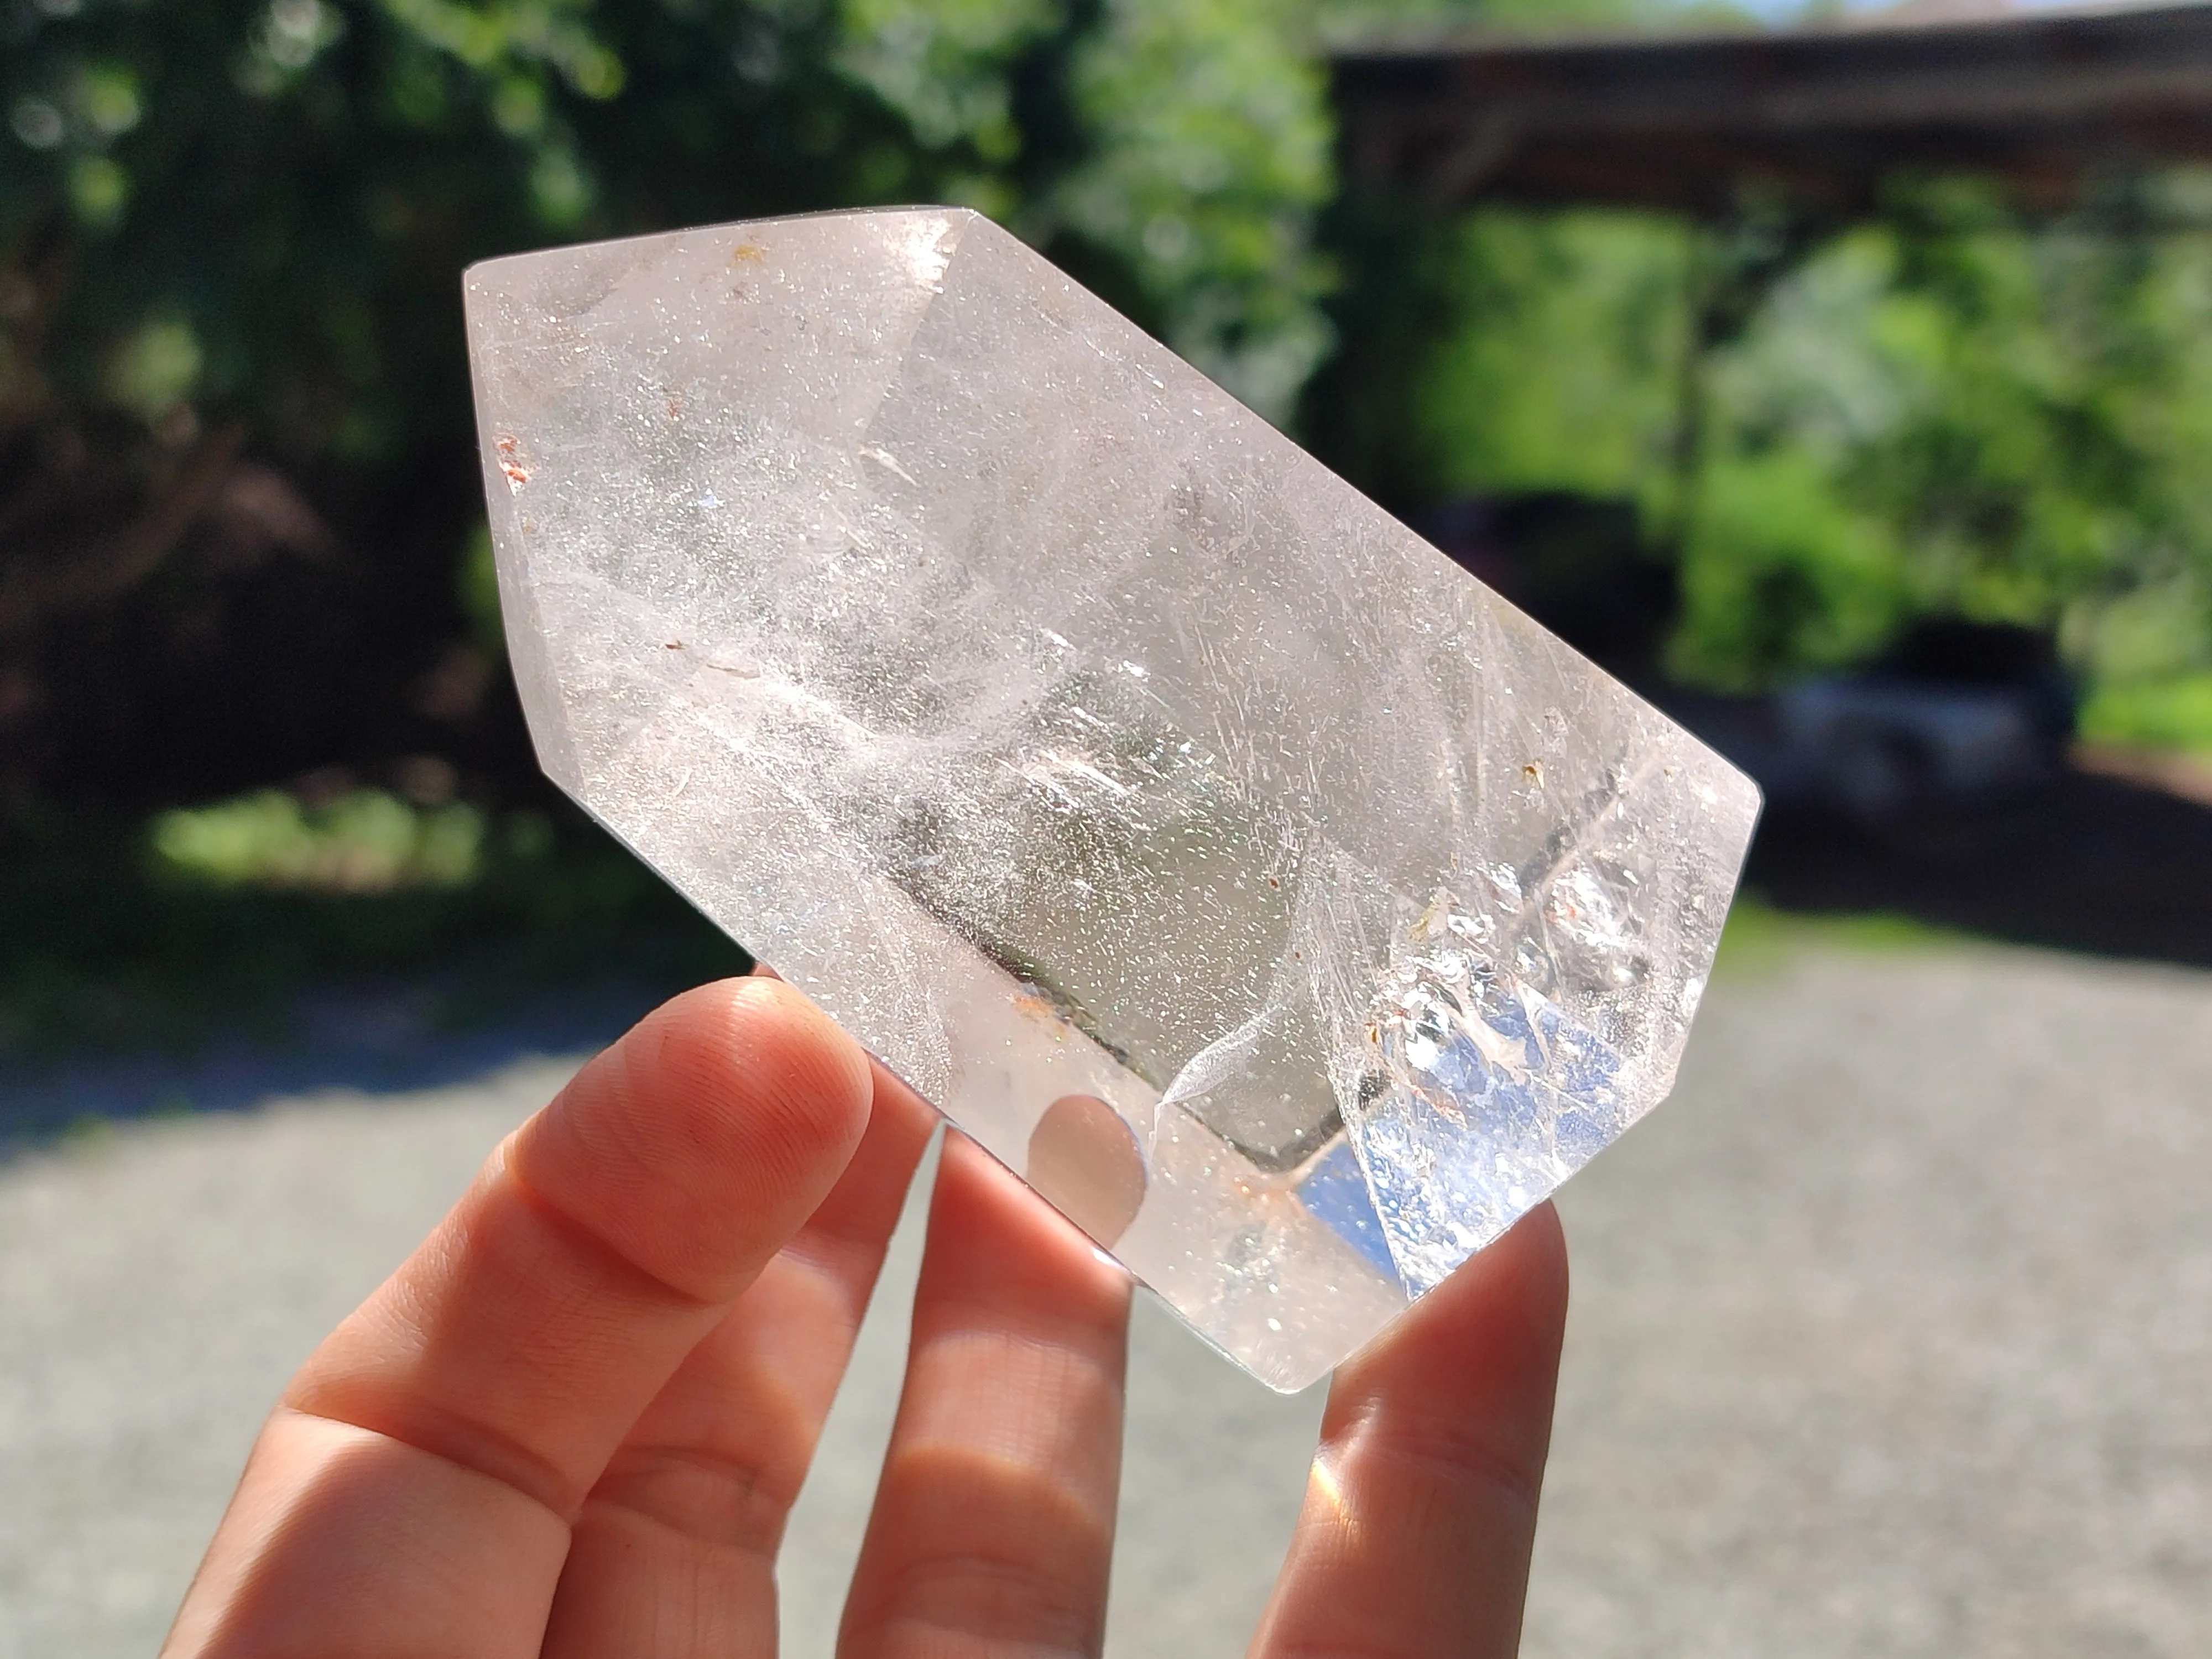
838 1131 1133 1659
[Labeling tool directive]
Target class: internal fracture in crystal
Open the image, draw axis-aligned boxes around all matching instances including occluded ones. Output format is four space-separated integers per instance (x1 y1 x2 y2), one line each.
464 208 1761 1390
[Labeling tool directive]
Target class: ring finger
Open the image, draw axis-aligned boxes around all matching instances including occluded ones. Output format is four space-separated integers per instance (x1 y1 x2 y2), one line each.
837 1131 1134 1659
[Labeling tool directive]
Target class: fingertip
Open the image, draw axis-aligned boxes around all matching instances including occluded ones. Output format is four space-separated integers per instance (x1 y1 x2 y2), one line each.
515 977 874 1302
1333 1200 1569 1436
687 975 876 1157
635 976 873 1196
1251 1207 1569 1658
1489 1199 1570 1339
928 1131 1133 1322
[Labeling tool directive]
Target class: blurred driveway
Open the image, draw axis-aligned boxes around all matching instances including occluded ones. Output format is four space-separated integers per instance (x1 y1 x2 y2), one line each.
3 936 2208 1658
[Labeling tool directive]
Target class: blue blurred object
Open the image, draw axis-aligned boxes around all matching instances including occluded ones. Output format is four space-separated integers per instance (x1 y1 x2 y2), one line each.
1687 621 2076 835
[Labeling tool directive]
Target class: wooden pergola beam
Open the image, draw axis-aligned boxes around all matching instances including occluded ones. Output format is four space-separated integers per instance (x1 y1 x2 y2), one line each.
1333 2 2212 216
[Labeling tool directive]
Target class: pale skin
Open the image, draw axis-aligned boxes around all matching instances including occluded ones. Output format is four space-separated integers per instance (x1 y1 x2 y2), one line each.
164 973 1568 1658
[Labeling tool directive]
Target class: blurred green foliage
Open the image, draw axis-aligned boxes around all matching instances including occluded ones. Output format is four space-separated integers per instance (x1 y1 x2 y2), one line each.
1712 890 1969 980
14 0 2212 1063
0 0 1334 462
0 792 745 1058
2080 672 2212 756
0 0 1365 1055
1406 211 1697 506
0 0 1361 816
1327 178 2212 731
152 787 488 891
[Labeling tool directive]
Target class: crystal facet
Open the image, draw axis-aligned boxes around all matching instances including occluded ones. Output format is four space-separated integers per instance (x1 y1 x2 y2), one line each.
463 208 1761 1390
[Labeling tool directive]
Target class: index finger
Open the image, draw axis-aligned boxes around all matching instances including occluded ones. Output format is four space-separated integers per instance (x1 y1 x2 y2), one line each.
164 977 874 1659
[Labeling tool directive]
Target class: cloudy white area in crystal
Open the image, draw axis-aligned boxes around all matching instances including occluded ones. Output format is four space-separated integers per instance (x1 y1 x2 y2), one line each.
463 207 1761 1391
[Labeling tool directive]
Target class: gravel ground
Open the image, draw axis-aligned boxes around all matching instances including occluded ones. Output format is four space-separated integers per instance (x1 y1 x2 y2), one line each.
2 935 2208 1657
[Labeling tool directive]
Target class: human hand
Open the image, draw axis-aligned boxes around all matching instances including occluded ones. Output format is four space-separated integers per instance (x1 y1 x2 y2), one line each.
164 974 1567 1657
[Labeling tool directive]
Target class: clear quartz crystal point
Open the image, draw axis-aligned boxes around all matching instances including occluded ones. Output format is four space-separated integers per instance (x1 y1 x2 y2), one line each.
463 208 1760 1391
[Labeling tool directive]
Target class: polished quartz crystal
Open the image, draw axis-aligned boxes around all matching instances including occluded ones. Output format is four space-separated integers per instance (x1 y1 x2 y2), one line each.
464 208 1760 1390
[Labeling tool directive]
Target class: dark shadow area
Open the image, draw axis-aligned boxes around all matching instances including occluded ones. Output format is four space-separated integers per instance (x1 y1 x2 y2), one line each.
0 792 751 1151
1746 765 2212 972
0 978 663 1149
